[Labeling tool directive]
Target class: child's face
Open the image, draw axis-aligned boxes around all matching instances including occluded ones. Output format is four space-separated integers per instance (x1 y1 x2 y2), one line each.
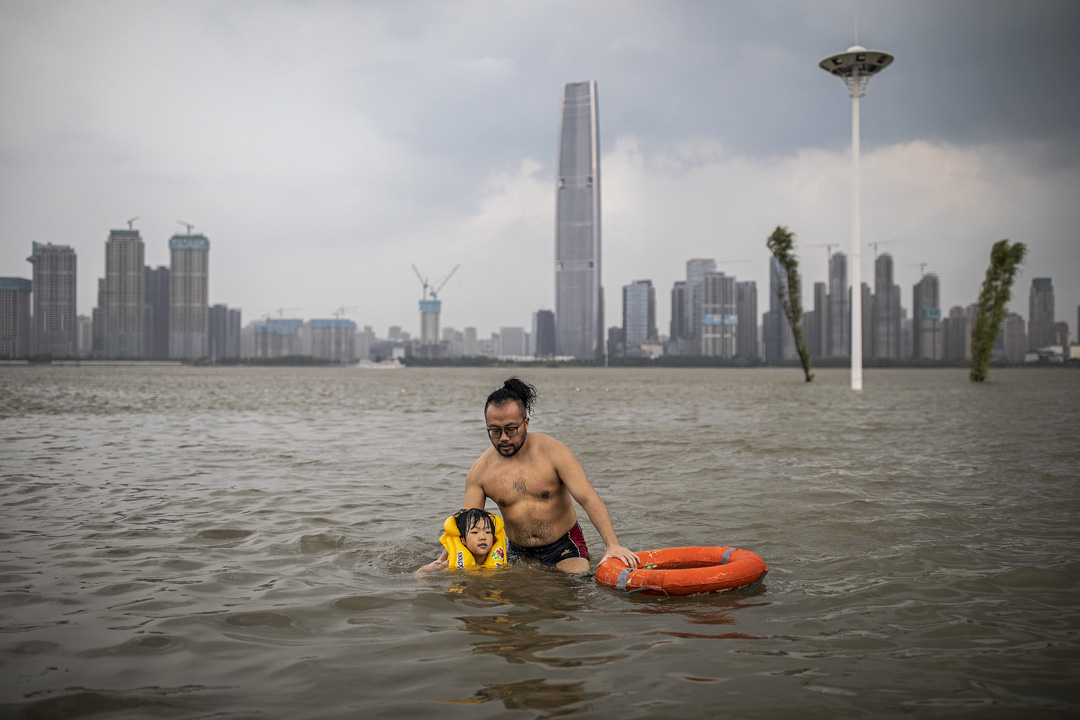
463 518 494 560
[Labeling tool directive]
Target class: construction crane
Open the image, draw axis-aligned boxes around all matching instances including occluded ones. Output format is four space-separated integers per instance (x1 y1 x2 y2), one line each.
126 216 139 230
805 243 839 280
412 263 460 300
909 263 928 278
332 305 359 319
177 220 195 234
431 264 460 299
273 307 300 318
868 239 901 261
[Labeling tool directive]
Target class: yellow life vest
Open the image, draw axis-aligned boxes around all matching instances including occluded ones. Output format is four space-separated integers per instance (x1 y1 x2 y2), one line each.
440 513 507 569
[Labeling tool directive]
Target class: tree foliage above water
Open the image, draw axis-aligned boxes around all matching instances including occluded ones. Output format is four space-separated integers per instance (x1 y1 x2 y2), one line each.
970 239 1027 382
767 226 814 382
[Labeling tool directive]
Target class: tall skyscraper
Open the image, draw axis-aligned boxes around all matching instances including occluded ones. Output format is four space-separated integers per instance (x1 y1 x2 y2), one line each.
670 281 687 343
0 277 32 359
765 256 795 362
1028 278 1055 350
145 265 170 359
998 313 1026 363
27 242 77 357
860 283 872 359
169 233 209 359
532 310 556 358
464 326 478 357
685 258 716 347
104 230 146 358
811 281 829 358
828 251 849 357
622 280 656 357
555 80 603 361
701 272 737 358
872 252 901 358
943 305 970 361
736 280 758 359
912 273 942 359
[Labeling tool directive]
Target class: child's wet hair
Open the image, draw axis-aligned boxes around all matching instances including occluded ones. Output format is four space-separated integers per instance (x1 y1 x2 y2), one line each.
455 508 495 537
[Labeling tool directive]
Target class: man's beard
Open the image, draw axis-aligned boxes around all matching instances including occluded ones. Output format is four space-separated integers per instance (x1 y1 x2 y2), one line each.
495 432 525 457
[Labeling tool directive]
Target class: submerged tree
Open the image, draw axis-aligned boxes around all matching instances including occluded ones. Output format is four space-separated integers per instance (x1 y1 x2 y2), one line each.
970 239 1027 382
767 226 814 382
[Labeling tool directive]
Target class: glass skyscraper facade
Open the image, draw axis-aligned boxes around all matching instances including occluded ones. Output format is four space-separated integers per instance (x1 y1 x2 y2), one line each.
555 80 602 360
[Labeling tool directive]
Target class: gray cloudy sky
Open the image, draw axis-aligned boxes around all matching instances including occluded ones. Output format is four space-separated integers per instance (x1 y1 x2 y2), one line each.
2 0 1078 339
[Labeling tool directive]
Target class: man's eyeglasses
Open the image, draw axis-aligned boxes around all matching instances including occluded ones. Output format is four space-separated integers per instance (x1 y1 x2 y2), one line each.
486 423 525 440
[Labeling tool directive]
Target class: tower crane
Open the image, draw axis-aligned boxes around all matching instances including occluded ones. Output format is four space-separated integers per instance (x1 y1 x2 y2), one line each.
126 217 139 230
177 220 195 235
805 243 839 283
909 263 928 278
430 264 460 299
868 239 901 261
333 305 359 319
412 263 460 300
411 265 430 300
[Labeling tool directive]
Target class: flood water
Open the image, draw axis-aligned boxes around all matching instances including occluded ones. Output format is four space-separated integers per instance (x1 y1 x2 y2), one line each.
1 365 1078 718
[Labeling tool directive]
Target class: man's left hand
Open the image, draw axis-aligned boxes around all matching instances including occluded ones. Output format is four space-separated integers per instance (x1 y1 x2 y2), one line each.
601 544 639 568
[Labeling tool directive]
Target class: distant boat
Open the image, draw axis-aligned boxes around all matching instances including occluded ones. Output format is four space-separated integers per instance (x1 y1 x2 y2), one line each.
354 359 404 370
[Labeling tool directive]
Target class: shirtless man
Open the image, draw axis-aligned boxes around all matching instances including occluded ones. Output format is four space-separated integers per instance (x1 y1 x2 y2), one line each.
425 378 638 574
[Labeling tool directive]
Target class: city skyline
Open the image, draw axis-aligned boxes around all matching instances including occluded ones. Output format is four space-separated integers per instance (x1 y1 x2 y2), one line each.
1 2 1078 339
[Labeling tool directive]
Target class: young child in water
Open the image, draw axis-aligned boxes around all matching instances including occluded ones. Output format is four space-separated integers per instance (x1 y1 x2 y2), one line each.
417 508 507 572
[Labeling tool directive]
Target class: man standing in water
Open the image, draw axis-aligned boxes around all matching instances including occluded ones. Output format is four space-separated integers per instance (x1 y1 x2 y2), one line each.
426 378 638 574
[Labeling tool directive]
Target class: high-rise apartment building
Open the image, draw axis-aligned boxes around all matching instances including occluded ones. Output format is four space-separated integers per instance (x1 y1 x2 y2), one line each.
27 242 77 357
701 272 737 358
872 252 901 358
555 80 603 360
253 318 303 358
621 280 656 357
417 299 441 347
208 304 241 359
736 280 758 359
169 234 209 359
104 230 146 358
912 273 943 360
0 277 32 359
145 265 170 359
828 252 849 357
685 258 716 346
498 327 528 358
309 318 356 363
1028 278 1055 350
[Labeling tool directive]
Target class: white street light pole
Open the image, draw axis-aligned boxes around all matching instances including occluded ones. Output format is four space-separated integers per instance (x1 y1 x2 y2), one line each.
820 45 893 391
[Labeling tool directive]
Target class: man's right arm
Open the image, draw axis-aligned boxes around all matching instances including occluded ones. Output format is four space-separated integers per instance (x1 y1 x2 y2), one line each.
461 457 488 510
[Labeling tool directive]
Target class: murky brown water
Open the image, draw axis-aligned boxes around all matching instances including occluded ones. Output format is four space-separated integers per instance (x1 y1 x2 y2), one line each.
2 365 1078 718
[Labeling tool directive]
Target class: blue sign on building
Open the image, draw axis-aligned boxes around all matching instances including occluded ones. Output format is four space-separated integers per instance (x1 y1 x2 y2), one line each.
702 314 739 326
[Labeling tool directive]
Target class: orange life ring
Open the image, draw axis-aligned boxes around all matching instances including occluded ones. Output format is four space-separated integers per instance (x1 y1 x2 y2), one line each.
595 546 768 596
